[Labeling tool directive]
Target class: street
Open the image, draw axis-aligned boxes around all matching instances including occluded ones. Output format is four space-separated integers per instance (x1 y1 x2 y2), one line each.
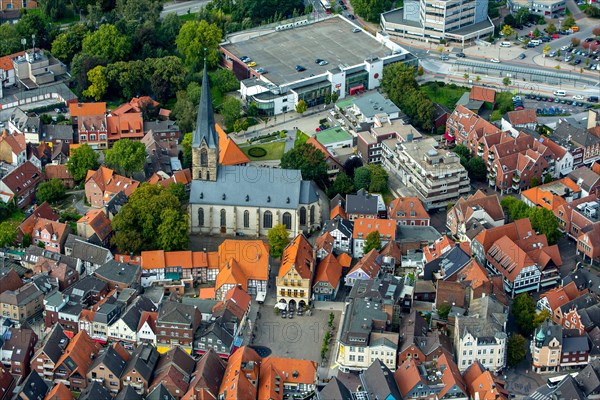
160 0 210 18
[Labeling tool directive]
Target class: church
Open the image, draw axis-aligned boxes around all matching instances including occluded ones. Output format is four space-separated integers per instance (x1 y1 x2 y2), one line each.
188 64 322 237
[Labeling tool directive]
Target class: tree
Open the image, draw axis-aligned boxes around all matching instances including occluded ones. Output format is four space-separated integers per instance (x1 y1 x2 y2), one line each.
105 139 147 177
51 24 88 64
267 224 290 258
543 173 553 184
41 0 70 21
349 0 392 22
220 97 242 130
363 230 382 253
36 179 66 204
533 27 541 38
0 221 18 247
353 166 372 191
181 132 193 169
111 183 188 253
83 66 108 101
0 24 21 57
417 66 424 76
327 172 354 198
512 293 536 335
515 8 530 26
343 156 363 178
463 73 470 81
324 94 332 106
543 44 551 55
530 176 540 187
166 183 189 205
562 15 576 29
503 77 512 87
210 68 240 94
546 22 557 35
172 90 196 134
571 37 581 48
16 12 56 50
233 118 250 134
466 157 487 181
67 144 100 182
533 309 552 328
295 99 307 114
280 143 327 183
176 20 223 68
331 92 339 104
453 144 471 160
437 304 452 319
502 25 514 37
368 164 388 193
528 207 560 244
149 56 185 102
507 334 527 367
82 24 132 64
247 102 259 118
116 0 164 24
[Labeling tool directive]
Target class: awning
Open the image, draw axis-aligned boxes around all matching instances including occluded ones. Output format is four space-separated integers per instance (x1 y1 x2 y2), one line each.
275 303 287 310
444 132 455 142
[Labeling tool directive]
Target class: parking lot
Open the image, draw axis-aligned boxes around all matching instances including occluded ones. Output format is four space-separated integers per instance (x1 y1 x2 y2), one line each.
516 93 596 116
252 304 341 362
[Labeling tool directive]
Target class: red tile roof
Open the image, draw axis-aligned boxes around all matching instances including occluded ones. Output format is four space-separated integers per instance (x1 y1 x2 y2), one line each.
470 86 496 103
77 209 112 241
330 204 347 220
55 330 102 378
313 253 343 288
388 196 429 222
44 164 73 181
216 124 250 165
423 235 455 263
219 346 261 400
348 249 381 279
18 202 59 237
279 234 314 279
352 218 396 240
85 166 140 198
506 109 537 126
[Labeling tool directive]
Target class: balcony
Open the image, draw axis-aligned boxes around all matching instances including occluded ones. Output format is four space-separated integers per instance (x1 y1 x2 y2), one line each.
512 175 520 183
512 181 519 190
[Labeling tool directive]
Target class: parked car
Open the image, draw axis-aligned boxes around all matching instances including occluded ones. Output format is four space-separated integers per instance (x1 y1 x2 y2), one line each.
247 61 257 67
352 27 361 32
518 53 526 59
296 65 306 71
549 51 557 57
490 58 500 63
441 54 449 61
255 67 267 74
457 52 466 57
573 95 584 100
574 59 582 65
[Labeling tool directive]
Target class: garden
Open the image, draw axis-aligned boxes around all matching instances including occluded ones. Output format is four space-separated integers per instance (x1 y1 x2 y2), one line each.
240 142 286 161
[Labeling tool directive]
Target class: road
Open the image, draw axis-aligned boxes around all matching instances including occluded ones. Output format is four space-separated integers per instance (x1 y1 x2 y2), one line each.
160 0 210 18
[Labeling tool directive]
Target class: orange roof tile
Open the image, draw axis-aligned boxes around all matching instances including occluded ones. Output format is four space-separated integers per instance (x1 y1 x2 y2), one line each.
55 330 101 378
199 288 216 299
330 204 347 220
219 346 261 400
45 382 73 400
158 169 193 188
470 86 496 103
395 359 426 398
0 51 25 71
387 196 430 221
352 218 396 240
313 253 342 288
141 250 166 270
315 232 334 253
521 177 581 211
279 234 314 279
260 357 317 385
216 258 248 290
348 249 381 279
463 362 509 400
224 286 251 312
137 311 157 333
337 253 352 268
107 112 144 139
77 209 112 241
32 218 69 242
18 202 59 236
506 109 537 126
258 363 283 400
437 352 467 398
44 164 72 181
539 281 588 312
69 102 106 117
423 235 455 263
217 240 270 281
216 124 250 165
85 166 139 198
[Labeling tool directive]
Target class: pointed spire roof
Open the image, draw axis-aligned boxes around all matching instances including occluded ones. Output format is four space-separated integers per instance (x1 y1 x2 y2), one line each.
193 62 219 149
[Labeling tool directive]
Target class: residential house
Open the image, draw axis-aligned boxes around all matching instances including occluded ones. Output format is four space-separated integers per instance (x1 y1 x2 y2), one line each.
140 249 212 287
0 130 26 166
44 164 74 189
0 269 22 296
46 383 74 400
317 377 353 400
16 201 59 243
87 344 130 395
568 166 600 197
149 346 196 398
395 351 468 400
44 125 75 147
0 367 15 400
6 107 39 144
76 209 113 246
14 371 49 400
106 112 144 146
462 361 509 400
65 236 113 275
93 260 141 292
104 191 128 220
577 222 600 264
0 282 44 324
383 136 470 210
0 161 42 208
470 218 562 297
345 249 382 287
113 386 142 400
137 310 158 345
107 296 157 348
181 349 226 400
314 231 334 260
84 301 121 343
258 357 318 399
78 382 112 400
218 346 261 400
446 191 505 242
276 234 315 309
550 117 600 166
352 217 396 258
397 310 452 364
31 324 69 381
146 384 176 400
53 330 102 391
121 343 160 395
69 102 108 149
537 136 576 178
531 319 591 373
422 235 457 265
555 293 600 334
312 253 343 301
537 281 589 318
349 274 414 325
322 218 353 254
31 218 70 253
156 300 202 352
216 240 270 299
0 327 37 378
306 136 343 180
387 196 430 226
454 296 508 372
345 189 384 220
84 166 139 208
359 359 403 400
521 177 582 212
336 297 398 372
501 109 538 135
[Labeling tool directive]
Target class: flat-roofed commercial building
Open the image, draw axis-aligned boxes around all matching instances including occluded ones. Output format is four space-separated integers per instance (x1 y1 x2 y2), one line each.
380 0 494 45
220 15 418 116
508 0 566 18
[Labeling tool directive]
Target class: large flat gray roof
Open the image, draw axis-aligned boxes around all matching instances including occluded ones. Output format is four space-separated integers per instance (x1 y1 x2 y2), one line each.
221 16 392 86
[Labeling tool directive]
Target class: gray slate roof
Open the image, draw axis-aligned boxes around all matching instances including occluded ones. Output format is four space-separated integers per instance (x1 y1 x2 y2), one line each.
575 359 600 396
38 324 69 364
146 383 176 400
158 301 198 325
70 239 113 265
318 377 353 400
563 335 590 353
192 63 218 149
189 166 318 209
15 371 48 400
360 359 402 400
423 245 470 281
114 385 143 400
396 225 441 243
123 343 160 383
323 218 353 238
94 260 140 286
120 296 157 331
79 381 112 400
90 345 128 377
551 118 600 148
105 191 128 216
346 189 378 215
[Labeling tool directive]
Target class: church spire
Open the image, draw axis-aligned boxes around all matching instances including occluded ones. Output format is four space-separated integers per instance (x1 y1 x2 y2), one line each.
192 60 219 150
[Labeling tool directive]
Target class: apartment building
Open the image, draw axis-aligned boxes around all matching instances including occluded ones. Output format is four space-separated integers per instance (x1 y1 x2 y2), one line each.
550 115 600 166
383 136 470 210
336 297 399 372
387 196 430 226
577 222 600 264
554 192 600 239
0 161 42 209
531 320 590 373
0 282 44 324
446 190 504 242
69 103 109 149
381 0 494 45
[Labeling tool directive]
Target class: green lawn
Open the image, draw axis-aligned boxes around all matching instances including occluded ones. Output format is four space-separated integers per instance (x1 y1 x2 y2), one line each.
295 130 310 146
420 82 469 109
178 12 199 22
240 141 286 161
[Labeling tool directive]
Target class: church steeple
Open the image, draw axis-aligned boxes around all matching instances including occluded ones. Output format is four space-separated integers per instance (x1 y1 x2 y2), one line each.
192 62 219 150
191 60 219 182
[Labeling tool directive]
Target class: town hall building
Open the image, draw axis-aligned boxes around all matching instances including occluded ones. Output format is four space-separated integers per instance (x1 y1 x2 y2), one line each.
188 64 322 237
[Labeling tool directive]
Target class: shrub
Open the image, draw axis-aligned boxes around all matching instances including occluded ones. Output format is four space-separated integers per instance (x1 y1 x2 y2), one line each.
248 147 267 157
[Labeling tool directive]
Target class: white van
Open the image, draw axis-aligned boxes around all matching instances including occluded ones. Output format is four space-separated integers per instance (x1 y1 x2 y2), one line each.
530 39 541 46
553 90 566 97
500 41 511 47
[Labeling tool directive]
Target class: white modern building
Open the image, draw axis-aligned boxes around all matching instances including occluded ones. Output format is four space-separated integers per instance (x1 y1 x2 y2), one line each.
221 15 418 116
508 0 566 18
381 0 494 45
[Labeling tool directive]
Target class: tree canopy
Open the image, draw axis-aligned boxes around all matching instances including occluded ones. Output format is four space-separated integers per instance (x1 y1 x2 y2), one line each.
353 165 389 193
500 197 560 244
111 183 188 253
267 224 290 258
0 221 18 248
363 230 382 254
105 139 147 177
512 293 537 335
82 24 132 64
350 0 392 22
327 173 355 198
280 142 328 184
507 334 527 367
67 144 100 182
36 179 67 204
176 20 223 68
